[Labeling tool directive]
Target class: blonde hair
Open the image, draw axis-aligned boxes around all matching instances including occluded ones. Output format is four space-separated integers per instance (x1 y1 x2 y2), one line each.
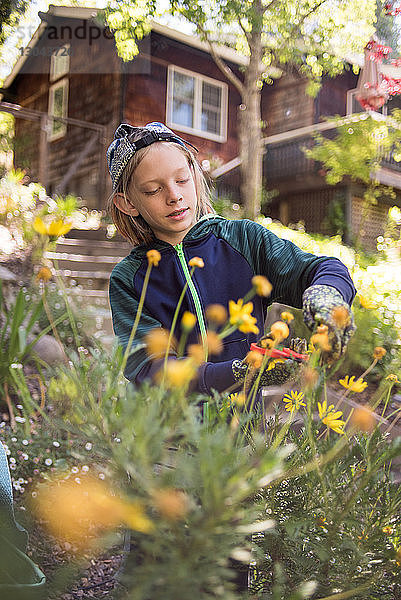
107 138 214 246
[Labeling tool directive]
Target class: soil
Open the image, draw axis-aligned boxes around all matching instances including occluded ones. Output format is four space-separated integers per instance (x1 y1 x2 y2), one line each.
21 511 128 599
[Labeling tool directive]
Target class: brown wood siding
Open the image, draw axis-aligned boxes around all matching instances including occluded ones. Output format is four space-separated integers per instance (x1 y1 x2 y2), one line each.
262 76 315 136
316 69 358 120
123 31 241 165
11 16 122 208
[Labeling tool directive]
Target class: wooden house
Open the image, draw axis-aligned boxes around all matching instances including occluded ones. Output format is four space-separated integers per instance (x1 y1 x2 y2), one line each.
2 4 401 249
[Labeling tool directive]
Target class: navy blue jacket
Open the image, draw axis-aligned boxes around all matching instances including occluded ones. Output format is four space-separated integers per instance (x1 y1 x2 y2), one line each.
109 216 356 394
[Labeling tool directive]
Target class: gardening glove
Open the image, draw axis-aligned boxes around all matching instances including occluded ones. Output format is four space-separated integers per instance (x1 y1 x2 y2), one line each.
302 284 356 359
231 338 306 388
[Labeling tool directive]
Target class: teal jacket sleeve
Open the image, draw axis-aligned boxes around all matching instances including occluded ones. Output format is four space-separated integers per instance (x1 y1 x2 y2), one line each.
217 219 329 308
109 260 166 382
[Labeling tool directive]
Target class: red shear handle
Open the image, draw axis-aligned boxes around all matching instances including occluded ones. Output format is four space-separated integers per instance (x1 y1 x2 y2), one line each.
250 343 309 363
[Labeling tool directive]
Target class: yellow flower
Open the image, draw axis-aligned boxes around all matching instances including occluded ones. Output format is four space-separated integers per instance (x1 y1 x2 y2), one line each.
358 294 376 309
145 328 171 358
350 406 376 432
270 321 289 342
206 304 227 325
188 256 204 268
266 358 285 371
252 275 272 297
33 477 153 547
318 400 345 435
229 299 259 335
36 266 52 283
339 375 368 393
152 488 190 521
310 332 331 352
146 249 161 266
386 374 400 384
164 359 196 387
331 306 350 329
396 547 401 567
181 311 197 332
382 526 393 535
280 311 294 323
233 392 246 406
33 216 72 237
373 346 386 360
206 331 223 355
282 390 306 412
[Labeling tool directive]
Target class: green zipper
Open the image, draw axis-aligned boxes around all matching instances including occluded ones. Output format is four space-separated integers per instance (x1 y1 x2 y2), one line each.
174 242 208 361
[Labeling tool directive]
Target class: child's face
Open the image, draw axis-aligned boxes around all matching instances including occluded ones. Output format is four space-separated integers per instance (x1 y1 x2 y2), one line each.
127 144 198 245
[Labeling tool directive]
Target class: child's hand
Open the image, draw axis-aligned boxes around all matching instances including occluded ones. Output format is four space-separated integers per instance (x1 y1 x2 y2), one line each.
302 284 356 359
231 357 298 388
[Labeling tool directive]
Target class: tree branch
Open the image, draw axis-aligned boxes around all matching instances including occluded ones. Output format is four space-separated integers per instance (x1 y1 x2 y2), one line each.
196 22 245 97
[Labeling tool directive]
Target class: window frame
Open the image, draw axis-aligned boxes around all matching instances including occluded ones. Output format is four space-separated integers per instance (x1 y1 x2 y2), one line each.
50 44 70 82
48 77 69 142
166 64 228 143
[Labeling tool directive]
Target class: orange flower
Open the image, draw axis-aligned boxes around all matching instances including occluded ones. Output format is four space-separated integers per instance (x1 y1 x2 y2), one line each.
205 304 227 325
164 359 196 387
206 331 223 355
350 406 376 432
152 488 190 521
181 311 197 332
332 306 350 329
260 337 275 349
310 332 331 352
252 275 272 297
145 328 171 357
302 366 319 389
373 346 386 360
270 321 289 342
146 249 161 266
245 351 264 369
317 324 328 334
188 256 204 268
187 343 204 364
33 477 153 547
36 266 52 283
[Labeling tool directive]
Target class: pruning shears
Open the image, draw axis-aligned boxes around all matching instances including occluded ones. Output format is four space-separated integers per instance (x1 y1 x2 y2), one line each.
250 342 309 363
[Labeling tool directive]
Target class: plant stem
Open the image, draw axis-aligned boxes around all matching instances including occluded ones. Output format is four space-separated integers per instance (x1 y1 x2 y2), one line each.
121 262 153 377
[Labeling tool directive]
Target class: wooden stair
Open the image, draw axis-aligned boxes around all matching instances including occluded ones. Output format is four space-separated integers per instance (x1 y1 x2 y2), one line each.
44 228 131 345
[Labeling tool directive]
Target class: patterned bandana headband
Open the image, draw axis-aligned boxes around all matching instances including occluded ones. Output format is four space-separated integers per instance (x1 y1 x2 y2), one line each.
106 121 198 191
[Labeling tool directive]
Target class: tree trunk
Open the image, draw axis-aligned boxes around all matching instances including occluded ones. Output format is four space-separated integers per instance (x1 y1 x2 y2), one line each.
239 14 263 220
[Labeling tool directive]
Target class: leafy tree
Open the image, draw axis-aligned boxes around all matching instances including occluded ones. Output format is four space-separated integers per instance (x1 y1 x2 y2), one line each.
104 2 379 218
0 0 28 44
305 111 401 246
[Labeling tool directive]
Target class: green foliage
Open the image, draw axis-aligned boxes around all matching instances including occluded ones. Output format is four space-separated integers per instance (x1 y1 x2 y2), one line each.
253 428 401 598
306 114 401 186
0 0 27 43
0 420 78 500
0 280 66 415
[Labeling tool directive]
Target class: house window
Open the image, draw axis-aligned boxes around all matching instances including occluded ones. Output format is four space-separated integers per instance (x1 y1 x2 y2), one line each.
48 78 68 141
346 88 386 115
167 65 227 142
50 44 70 82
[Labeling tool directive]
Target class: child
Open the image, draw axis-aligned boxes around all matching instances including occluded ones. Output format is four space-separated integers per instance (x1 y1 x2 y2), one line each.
106 122 356 394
